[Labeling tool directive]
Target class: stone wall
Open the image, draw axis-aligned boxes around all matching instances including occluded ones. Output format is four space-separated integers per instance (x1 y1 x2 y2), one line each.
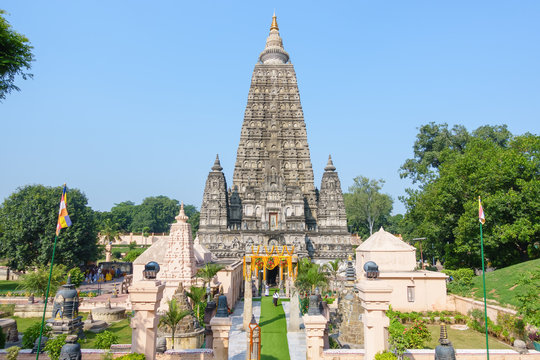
157 349 214 360
99 233 168 246
0 266 21 280
0 349 130 360
446 294 518 324
319 349 540 360
216 260 243 309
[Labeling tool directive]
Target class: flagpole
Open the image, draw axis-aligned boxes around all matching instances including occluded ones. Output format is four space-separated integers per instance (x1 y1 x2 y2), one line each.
35 233 59 359
480 221 490 360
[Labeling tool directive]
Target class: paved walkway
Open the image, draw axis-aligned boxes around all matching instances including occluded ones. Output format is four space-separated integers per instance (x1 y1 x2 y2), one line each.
282 301 307 360
228 299 261 360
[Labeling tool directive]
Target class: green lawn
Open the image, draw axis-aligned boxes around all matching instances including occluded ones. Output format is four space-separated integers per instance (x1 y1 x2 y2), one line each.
12 313 91 333
11 314 131 349
425 325 512 349
80 318 132 348
11 316 43 333
464 258 540 307
260 290 290 360
0 280 21 291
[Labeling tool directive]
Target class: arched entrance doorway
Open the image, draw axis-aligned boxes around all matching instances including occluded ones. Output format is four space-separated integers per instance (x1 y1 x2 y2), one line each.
266 266 279 286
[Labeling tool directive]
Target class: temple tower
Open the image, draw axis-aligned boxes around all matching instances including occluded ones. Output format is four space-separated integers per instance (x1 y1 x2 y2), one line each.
198 14 352 261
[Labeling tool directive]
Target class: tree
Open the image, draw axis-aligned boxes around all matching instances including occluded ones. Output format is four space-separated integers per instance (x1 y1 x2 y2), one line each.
196 263 224 301
100 219 121 244
0 185 99 271
399 122 470 184
19 264 67 299
159 298 191 349
185 286 206 325
0 10 34 100
401 126 540 268
130 196 180 233
183 204 200 238
109 201 136 232
344 176 393 237
323 259 341 293
295 258 328 294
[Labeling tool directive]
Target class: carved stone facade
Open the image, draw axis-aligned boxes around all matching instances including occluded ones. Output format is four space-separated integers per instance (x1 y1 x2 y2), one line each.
198 15 353 260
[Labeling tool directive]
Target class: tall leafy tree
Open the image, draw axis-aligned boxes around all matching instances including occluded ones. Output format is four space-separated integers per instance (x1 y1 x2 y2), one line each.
130 196 180 233
344 176 393 237
0 185 99 271
401 127 540 268
109 201 136 232
0 10 34 100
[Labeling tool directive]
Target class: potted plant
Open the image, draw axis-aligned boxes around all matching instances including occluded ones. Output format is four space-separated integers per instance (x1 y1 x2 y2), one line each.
529 331 540 351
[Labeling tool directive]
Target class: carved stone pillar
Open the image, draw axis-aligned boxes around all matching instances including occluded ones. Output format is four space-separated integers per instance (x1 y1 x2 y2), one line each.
303 313 327 360
210 317 232 360
129 280 165 360
288 286 300 332
357 280 392 360
243 275 253 331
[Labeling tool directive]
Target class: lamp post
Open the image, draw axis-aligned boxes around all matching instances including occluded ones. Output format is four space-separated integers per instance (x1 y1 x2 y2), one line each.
411 237 427 269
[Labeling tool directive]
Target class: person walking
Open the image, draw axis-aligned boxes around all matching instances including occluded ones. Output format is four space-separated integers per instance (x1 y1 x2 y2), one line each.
264 283 270 297
273 291 279 307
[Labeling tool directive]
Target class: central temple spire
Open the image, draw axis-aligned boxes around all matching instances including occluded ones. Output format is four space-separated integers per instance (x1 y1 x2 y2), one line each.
259 13 289 64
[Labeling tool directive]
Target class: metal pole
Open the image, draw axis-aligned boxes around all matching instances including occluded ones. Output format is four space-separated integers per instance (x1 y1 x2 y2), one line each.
480 222 490 359
35 234 59 359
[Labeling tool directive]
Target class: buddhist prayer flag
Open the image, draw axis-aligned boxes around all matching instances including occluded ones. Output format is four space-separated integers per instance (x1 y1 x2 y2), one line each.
56 185 72 235
478 197 485 225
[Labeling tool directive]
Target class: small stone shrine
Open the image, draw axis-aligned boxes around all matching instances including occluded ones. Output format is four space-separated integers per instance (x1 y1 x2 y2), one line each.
47 276 83 337
336 257 364 347
59 335 82 360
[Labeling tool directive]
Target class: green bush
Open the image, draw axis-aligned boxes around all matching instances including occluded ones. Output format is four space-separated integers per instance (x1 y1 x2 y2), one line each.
515 267 540 328
300 296 309 315
6 346 20 360
123 248 145 263
328 336 340 349
22 322 51 349
67 267 85 287
112 250 122 259
116 353 145 360
443 268 475 295
128 241 137 250
94 330 119 349
375 352 397 360
0 303 15 316
0 327 5 349
44 334 67 360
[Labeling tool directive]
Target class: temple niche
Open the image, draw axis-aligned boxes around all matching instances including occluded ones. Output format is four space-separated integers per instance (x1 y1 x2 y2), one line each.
198 14 353 261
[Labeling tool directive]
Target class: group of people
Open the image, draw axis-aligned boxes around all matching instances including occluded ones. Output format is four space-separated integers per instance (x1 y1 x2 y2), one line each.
264 282 280 307
84 265 123 284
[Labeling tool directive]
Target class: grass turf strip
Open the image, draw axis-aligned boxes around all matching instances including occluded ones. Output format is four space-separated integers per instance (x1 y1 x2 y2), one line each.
259 290 290 360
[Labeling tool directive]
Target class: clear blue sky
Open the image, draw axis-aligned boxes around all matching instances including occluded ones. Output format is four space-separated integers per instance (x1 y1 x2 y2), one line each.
1 1 539 215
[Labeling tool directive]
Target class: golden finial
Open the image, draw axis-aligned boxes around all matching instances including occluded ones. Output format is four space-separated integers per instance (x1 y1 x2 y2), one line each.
270 11 279 31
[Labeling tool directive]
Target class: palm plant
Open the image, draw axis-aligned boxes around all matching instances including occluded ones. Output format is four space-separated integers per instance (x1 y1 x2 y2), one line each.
196 263 224 301
295 259 328 295
100 219 122 244
159 298 191 349
185 286 206 326
324 259 341 294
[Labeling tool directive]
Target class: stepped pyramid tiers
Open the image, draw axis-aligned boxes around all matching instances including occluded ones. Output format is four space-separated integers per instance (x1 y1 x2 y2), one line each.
198 15 352 260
